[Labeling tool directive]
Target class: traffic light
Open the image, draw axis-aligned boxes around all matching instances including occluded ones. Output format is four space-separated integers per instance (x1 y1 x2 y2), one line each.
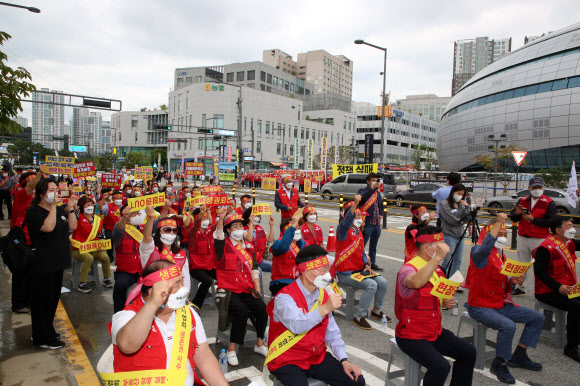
239 148 245 165
198 128 214 134
167 125 172 130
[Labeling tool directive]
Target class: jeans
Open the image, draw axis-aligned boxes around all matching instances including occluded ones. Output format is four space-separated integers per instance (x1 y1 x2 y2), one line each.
536 291 580 346
362 223 381 265
396 328 476 386
440 233 464 278
466 303 544 360
113 271 140 313
258 259 272 273
336 272 387 318
72 249 111 283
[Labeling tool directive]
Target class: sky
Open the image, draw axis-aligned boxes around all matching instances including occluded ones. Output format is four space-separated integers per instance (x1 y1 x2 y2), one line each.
3 0 580 124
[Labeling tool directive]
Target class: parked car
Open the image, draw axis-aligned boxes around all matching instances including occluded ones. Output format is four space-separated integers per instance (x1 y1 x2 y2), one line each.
320 173 396 200
484 188 580 215
394 183 446 208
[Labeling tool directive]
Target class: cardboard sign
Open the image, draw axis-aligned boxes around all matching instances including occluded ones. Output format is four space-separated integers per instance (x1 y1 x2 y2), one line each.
332 163 377 179
86 176 97 181
219 172 235 186
183 197 192 212
330 281 342 296
500 258 533 277
568 282 580 299
74 187 83 193
185 162 204 176
58 182 67 190
304 179 312 193
202 186 223 195
350 272 380 282
252 203 271 216
101 173 123 188
128 192 165 212
430 277 462 299
74 161 96 178
263 177 277 190
205 194 230 207
45 156 75 174
192 195 206 207
79 239 111 254
135 166 153 180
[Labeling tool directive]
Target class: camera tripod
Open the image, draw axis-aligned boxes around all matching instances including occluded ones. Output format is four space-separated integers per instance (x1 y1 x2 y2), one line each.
443 210 480 278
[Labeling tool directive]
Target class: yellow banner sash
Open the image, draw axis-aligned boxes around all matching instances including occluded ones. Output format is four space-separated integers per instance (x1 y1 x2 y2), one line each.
125 225 144 243
407 256 440 287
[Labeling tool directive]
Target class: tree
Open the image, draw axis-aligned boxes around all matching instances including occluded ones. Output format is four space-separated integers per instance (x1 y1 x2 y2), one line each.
410 144 436 171
159 104 167 111
122 152 145 168
140 107 147 112
147 147 167 167
472 142 527 196
380 91 391 106
8 140 54 165
536 163 572 189
95 154 114 171
0 32 36 135
312 146 354 170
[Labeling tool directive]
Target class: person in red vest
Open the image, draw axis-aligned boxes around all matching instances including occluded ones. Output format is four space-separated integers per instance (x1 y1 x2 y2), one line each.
395 225 476 385
132 185 143 198
179 186 192 213
98 190 123 263
186 204 217 310
300 205 324 247
242 207 275 273
110 205 145 313
509 176 556 296
267 245 364 385
109 260 227 385
121 183 133 205
149 181 160 194
404 204 436 263
274 175 305 218
214 208 268 366
235 194 253 215
534 215 580 362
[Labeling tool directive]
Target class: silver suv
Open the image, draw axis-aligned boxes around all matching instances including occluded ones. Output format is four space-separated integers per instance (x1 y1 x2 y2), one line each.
320 173 397 200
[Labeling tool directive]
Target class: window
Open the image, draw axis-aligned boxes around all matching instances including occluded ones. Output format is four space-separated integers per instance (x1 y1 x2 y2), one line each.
134 132 138 144
227 72 234 82
301 128 304 139
247 70 255 81
537 82 553 93
552 79 568 90
524 84 539 96
277 143 281 155
278 124 282 139
131 115 138 129
273 76 278 86
513 87 526 98
202 114 206 128
213 114 224 129
257 141 261 152
257 120 262 135
294 126 298 137
285 81 289 90
186 91 190 111
267 74 272 84
568 76 580 88
332 175 347 183
306 129 309 140
347 175 367 184
260 71 266 81
266 121 270 134
237 71 244 81
244 117 247 135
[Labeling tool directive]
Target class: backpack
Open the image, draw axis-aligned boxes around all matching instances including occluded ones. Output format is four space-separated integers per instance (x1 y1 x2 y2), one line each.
0 222 37 275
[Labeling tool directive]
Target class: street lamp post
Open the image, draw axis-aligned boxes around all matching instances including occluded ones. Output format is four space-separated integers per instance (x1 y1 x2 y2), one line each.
0 1 40 12
355 39 387 165
488 134 507 197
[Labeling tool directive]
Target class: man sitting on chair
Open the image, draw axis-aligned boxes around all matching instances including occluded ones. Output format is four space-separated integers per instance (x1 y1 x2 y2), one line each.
266 245 365 386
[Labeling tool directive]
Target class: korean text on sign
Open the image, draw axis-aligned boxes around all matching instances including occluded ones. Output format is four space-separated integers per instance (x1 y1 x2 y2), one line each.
79 239 112 254
45 156 75 174
101 173 122 188
350 273 380 282
135 166 153 180
568 282 580 299
73 161 96 178
205 194 230 207
185 162 204 176
252 203 271 216
499 258 533 277
202 186 223 195
192 195 206 207
430 277 462 299
128 192 165 212
332 163 378 179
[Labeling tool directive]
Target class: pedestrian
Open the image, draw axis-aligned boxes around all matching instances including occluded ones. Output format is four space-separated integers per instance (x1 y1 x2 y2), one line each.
357 172 384 271
274 175 305 219
404 204 436 263
431 171 461 227
270 209 306 295
0 165 15 220
26 178 79 349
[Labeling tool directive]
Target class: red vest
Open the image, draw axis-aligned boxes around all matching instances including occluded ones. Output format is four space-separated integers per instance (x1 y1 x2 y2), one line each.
404 225 418 263
335 228 365 273
467 248 509 309
534 235 577 295
266 280 329 372
395 262 444 341
278 188 299 218
115 227 143 274
104 203 121 231
271 237 301 281
216 238 255 293
517 195 553 238
301 223 324 247
111 297 197 374
71 213 102 250
188 226 216 270
146 247 188 270
234 207 244 216
246 224 267 264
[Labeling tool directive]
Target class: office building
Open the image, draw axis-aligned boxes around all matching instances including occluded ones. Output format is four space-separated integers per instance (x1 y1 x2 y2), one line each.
452 37 512 96
81 112 102 155
110 110 168 159
101 120 112 154
392 94 452 122
11 116 28 128
438 22 580 172
72 107 89 148
32 88 65 150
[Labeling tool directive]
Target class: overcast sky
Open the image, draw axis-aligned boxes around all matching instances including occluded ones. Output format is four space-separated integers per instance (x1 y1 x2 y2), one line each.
3 0 580 123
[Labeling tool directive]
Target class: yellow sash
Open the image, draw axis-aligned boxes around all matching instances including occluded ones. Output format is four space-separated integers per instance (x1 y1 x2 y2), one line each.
99 305 191 385
125 225 144 243
234 243 254 273
161 248 176 264
264 289 325 367
87 215 102 242
407 256 440 287
335 234 363 267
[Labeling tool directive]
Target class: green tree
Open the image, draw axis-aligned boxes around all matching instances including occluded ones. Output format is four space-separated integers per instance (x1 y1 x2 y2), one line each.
536 163 572 189
95 154 114 171
147 148 167 167
8 140 55 165
123 152 145 168
312 146 353 169
159 104 167 111
380 91 391 106
0 32 36 135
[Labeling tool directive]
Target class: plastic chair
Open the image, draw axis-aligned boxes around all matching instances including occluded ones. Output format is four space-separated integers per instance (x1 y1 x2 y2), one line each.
535 300 567 349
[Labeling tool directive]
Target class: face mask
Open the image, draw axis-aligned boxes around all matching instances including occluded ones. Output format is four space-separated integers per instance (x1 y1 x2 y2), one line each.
134 192 141 197
285 183 293 189
113 199 122 206
44 192 55 204
244 202 252 209
353 219 363 228
230 229 245 240
160 233 177 245
253 216 261 224
494 237 508 249
153 187 159 192
84 206 94 214
201 219 210 228
126 189 132 195
293 230 302 241
2 173 7 177
167 286 188 309
185 193 191 198
63 175 68 179
130 215 143 226
563 228 576 240
307 215 317 223
453 194 462 202
531 189 543 198
426 245 436 260
311 271 332 289
167 188 173 192
420 213 430 222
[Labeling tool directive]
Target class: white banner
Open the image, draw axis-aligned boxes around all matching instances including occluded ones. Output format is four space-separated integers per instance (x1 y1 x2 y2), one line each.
567 161 578 208
307 139 314 170
334 133 340 164
294 138 299 169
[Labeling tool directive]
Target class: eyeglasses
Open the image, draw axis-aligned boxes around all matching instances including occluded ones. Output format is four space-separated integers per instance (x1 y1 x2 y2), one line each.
161 227 179 234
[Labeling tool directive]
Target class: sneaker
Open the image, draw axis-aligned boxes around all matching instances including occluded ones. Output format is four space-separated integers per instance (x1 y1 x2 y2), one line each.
370 310 392 322
508 352 542 371
491 359 516 384
370 264 383 271
352 316 372 330
38 339 65 350
564 345 580 362
254 344 268 357
77 283 91 293
13 307 30 314
511 288 526 296
103 279 113 288
227 350 239 366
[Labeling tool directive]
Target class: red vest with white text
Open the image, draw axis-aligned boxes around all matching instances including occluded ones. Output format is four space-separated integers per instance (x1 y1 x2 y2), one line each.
216 238 255 293
271 236 301 281
115 226 143 274
71 213 102 250
534 235 577 295
104 202 121 231
188 225 216 270
301 223 324 247
246 224 267 264
335 228 365 273
517 195 553 238
278 187 299 218
467 248 509 309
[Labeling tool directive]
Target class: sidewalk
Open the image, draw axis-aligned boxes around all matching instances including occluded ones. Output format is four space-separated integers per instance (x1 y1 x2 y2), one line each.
0 219 99 386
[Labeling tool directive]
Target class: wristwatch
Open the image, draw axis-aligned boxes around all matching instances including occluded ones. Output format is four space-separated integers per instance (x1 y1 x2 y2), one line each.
69 209 75 213
340 358 348 363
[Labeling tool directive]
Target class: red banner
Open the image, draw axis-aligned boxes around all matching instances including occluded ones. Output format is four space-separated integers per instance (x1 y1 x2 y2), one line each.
101 173 122 188
202 186 223 195
185 162 204 176
73 161 96 178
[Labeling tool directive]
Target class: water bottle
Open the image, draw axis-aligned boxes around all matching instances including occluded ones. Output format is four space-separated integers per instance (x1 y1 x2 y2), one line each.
219 349 228 374
381 314 388 328
451 297 459 316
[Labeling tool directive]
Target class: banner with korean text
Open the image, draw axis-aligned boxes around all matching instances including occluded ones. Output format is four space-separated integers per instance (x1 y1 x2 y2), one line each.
320 137 328 171
332 163 378 179
101 173 123 188
185 162 204 176
45 156 75 174
73 161 96 178
135 166 153 180
128 192 165 212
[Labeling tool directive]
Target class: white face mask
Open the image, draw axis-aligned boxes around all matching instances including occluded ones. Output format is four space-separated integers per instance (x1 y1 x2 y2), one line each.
44 192 55 204
167 187 173 192
530 188 543 198
114 199 122 206
426 245 437 260
307 215 317 223
160 233 177 245
420 213 430 222
244 202 252 209
185 193 191 198
126 189 132 195
494 237 508 250
285 183 293 189
310 271 332 289
293 230 302 241
63 175 68 179
84 206 94 214
167 286 189 309
230 229 245 241
153 187 159 192
253 216 261 224
563 228 576 240
134 191 141 197
130 215 143 226
353 219 363 228
453 194 463 202
201 219 210 228
2 173 7 177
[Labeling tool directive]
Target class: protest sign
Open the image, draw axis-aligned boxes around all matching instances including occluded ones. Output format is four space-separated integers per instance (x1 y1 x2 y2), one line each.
568 282 580 299
101 173 123 188
205 194 230 207
74 161 96 178
185 162 204 176
128 192 165 212
192 195 206 207
430 277 462 299
135 167 153 180
332 163 377 179
252 203 271 216
500 258 533 277
350 273 380 282
202 186 223 195
79 239 112 254
45 156 75 174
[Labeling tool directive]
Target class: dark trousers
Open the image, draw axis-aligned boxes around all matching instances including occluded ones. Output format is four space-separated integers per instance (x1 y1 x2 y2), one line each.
29 269 64 344
105 229 115 263
0 189 12 219
536 292 580 346
228 291 268 345
190 268 216 309
12 271 29 311
269 282 291 297
113 271 140 313
362 223 381 265
272 351 365 386
396 328 476 386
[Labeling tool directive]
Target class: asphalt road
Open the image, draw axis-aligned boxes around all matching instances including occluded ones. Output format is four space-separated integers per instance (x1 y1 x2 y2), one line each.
58 185 580 386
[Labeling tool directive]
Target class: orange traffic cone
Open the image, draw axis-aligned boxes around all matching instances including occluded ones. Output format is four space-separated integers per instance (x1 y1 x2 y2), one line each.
326 226 336 252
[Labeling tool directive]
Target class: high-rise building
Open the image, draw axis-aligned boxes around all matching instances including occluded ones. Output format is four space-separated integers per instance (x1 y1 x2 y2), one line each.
391 94 452 122
32 88 65 150
72 107 89 148
452 37 512 96
101 120 113 154
81 112 102 155
11 116 28 128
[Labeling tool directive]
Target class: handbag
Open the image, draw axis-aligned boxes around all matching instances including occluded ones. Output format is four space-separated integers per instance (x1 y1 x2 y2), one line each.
0 220 38 275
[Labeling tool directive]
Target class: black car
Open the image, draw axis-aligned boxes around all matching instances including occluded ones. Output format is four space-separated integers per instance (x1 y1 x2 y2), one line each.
394 183 446 208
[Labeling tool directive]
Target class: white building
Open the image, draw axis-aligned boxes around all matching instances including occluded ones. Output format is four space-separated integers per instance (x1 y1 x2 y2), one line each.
101 120 113 154
32 88 65 150
12 116 28 128
392 94 452 122
110 110 168 161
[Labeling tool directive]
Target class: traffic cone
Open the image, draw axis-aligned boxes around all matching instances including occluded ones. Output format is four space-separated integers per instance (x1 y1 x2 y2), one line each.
326 226 336 252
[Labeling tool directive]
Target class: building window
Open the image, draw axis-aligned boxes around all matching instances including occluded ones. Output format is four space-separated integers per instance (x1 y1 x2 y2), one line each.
266 121 270 134
301 128 304 139
294 126 298 137
186 77 192 85
227 72 234 82
134 132 138 144
202 114 206 128
277 143 281 155
247 70 255 81
285 81 289 90
278 124 282 139
306 129 309 140
237 71 244 81
257 141 261 153
186 91 190 112
257 120 262 135
260 71 266 81
178 94 182 113
213 114 224 129
244 117 247 135
273 77 278 86
267 74 272 84
131 115 138 129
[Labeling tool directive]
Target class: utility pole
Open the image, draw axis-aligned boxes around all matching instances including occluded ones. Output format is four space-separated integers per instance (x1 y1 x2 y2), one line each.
250 119 255 170
351 136 356 164
237 88 243 176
